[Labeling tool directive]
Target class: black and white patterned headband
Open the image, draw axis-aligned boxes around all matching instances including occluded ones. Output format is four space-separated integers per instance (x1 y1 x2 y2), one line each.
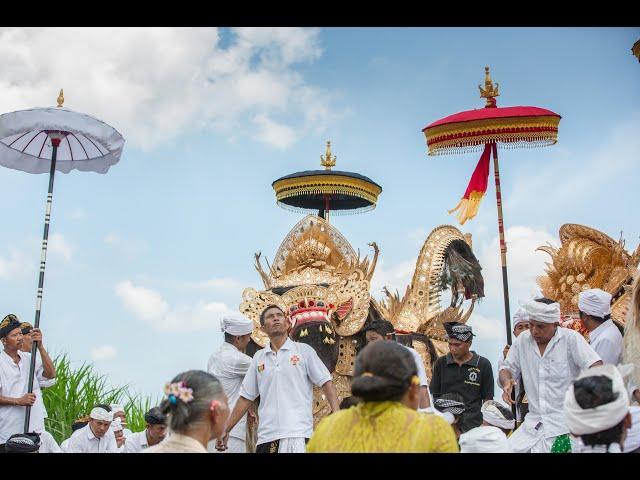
444 323 474 342
434 398 466 416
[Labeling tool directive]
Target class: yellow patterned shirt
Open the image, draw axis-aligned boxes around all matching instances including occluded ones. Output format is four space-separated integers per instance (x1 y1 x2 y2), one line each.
307 401 459 453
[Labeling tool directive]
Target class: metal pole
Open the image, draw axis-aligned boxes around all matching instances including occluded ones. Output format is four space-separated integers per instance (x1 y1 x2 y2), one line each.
323 193 331 223
491 143 512 344
491 142 518 421
24 136 59 433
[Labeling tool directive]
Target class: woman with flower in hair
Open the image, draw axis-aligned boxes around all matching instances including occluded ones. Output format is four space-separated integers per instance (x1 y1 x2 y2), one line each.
145 370 229 453
307 341 458 453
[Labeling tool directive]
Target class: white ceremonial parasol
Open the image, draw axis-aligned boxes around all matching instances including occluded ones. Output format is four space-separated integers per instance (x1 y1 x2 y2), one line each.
0 90 125 432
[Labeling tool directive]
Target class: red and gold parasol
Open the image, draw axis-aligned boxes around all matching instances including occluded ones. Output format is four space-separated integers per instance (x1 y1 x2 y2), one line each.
422 67 561 344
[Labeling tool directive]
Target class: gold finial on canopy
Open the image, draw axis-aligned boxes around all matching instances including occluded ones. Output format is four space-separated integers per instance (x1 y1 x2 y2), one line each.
478 67 499 107
320 140 336 170
56 89 64 108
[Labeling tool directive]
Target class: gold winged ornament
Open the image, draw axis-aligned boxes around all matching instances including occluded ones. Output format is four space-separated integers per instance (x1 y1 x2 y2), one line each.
536 224 640 337
240 216 484 429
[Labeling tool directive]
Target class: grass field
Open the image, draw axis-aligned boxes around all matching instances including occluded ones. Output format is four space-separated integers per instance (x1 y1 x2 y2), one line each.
42 354 157 444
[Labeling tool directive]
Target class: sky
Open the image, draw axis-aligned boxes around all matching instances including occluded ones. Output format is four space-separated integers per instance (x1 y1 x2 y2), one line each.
1 27 639 403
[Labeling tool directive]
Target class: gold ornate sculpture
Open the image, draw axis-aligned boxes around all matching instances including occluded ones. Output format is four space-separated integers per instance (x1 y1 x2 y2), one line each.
240 215 483 424
57 89 64 108
536 223 640 332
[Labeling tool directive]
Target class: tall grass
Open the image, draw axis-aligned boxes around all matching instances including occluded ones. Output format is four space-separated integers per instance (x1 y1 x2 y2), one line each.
42 354 157 444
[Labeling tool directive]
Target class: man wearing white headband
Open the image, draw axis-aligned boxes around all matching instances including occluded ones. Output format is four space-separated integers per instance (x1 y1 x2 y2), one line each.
578 288 623 365
564 364 633 452
65 404 120 453
207 313 254 453
498 297 602 453
497 308 530 423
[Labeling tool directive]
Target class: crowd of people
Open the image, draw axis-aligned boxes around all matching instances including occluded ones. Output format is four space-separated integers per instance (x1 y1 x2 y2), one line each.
1 278 639 453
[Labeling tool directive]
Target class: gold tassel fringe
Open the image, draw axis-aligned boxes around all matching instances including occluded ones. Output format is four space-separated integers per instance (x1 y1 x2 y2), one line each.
448 191 485 225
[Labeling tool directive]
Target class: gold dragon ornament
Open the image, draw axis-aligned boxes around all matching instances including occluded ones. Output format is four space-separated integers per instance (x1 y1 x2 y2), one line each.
536 223 640 338
240 216 483 428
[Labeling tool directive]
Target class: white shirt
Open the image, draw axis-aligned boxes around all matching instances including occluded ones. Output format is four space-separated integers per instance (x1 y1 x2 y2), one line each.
0 350 52 443
589 319 623 365
405 345 435 409
39 430 62 453
65 423 120 453
405 346 428 386
124 430 151 453
240 338 331 445
499 327 601 439
208 342 252 440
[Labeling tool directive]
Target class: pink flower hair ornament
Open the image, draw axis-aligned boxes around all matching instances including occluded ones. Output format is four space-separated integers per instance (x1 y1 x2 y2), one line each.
164 381 194 405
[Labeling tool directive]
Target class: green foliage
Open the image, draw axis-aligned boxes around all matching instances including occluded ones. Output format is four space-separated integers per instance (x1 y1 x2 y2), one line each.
42 354 157 445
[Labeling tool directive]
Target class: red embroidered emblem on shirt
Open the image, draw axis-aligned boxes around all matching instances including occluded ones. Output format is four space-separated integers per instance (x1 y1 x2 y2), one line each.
290 355 300 366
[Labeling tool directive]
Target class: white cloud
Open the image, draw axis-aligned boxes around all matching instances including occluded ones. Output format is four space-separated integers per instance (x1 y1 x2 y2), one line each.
115 280 235 332
90 345 118 361
509 116 640 213
49 233 72 261
467 312 504 341
192 277 242 290
370 259 415 298
479 225 557 304
0 247 32 280
252 114 296 150
0 27 332 150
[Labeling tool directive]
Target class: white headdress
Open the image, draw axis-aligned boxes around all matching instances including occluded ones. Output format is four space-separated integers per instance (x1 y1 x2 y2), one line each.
519 299 560 324
220 313 254 336
459 426 511 453
89 407 113 422
564 363 633 435
578 288 612 318
481 400 515 430
512 308 529 328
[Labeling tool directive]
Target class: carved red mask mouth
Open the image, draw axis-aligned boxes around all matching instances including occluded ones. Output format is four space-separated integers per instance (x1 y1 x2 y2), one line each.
289 299 332 329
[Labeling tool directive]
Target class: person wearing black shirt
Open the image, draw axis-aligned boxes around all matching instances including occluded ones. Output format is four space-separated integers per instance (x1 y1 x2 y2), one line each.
429 322 494 432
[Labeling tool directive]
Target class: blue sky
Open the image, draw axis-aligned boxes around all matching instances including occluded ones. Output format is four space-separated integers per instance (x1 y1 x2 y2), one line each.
0 27 639 401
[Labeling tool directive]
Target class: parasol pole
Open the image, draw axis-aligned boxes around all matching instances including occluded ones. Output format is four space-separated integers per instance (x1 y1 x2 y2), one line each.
23 132 62 433
491 142 512 345
491 141 518 422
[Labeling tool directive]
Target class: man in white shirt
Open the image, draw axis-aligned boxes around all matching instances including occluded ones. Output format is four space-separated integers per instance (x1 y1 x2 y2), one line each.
499 298 602 453
579 288 623 365
0 314 56 451
219 305 339 453
38 430 62 453
124 407 167 453
65 405 119 453
207 313 253 453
